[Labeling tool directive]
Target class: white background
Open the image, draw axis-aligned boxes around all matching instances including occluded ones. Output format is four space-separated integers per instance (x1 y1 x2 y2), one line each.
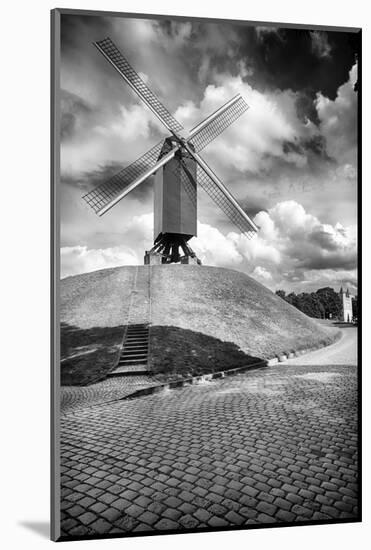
0 0 369 548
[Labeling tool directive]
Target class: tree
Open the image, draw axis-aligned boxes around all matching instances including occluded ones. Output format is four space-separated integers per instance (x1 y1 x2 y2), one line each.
275 286 339 319
315 287 342 319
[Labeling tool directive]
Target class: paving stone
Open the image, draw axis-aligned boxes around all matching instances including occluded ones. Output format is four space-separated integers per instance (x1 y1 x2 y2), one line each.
61 518 78 531
165 495 183 508
333 500 354 513
256 501 277 516
287 492 305 505
259 492 275 504
138 511 160 525
68 525 91 536
208 503 228 516
291 504 313 518
89 518 113 534
275 509 296 522
193 509 212 523
241 485 259 498
225 510 246 525
178 514 199 529
208 516 229 528
154 518 180 531
257 513 275 523
100 507 122 523
273 497 292 511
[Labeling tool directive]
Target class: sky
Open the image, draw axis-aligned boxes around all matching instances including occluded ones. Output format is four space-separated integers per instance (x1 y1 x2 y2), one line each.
60 14 359 294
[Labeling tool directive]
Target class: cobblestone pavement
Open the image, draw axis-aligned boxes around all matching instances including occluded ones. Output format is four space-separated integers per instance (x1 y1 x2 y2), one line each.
60 375 161 415
60 362 358 538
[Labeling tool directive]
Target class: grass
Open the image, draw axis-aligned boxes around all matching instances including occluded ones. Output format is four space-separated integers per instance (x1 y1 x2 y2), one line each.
60 267 137 385
150 265 339 361
60 323 124 385
60 264 340 386
149 325 263 382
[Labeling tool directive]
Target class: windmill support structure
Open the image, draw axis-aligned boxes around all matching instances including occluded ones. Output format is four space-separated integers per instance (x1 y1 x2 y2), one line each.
144 235 201 265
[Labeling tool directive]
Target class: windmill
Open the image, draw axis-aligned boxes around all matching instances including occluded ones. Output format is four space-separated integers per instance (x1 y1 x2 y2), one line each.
83 37 258 264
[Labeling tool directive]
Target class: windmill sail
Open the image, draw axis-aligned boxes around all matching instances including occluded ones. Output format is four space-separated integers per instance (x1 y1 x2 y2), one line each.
197 166 257 237
178 148 257 237
95 38 184 135
83 140 175 215
188 94 249 152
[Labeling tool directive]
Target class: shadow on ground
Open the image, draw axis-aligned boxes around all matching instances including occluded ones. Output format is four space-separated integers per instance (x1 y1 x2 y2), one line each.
61 322 124 386
18 521 49 539
150 325 263 380
61 322 264 387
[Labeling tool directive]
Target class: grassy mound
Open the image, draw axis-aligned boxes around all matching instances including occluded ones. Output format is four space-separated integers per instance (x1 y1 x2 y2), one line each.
150 265 338 361
60 267 136 385
60 265 339 385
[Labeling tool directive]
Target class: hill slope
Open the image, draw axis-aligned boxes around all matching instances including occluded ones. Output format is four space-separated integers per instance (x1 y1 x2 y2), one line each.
60 265 339 385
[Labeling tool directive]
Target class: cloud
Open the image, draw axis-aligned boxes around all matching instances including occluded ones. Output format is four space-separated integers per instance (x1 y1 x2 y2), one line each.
255 26 282 41
61 89 93 141
61 245 138 278
175 75 316 175
252 266 273 281
315 63 358 166
310 31 332 58
194 199 356 291
192 223 243 266
61 198 357 296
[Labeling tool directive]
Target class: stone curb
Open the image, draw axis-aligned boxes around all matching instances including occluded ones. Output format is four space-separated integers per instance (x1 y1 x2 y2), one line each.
122 360 267 400
122 329 342 401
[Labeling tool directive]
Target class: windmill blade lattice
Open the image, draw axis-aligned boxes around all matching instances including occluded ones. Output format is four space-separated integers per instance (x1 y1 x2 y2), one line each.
83 140 164 214
196 163 257 238
95 38 184 135
189 95 249 152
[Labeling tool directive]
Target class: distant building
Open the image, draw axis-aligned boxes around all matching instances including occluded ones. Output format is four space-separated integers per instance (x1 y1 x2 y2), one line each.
339 287 354 322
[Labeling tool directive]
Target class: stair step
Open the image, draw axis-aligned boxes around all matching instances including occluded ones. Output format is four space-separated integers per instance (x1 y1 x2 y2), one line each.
124 340 148 346
119 358 148 364
120 353 148 362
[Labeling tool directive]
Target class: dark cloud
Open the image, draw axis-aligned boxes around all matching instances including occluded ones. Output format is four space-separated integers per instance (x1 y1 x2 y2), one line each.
61 89 93 141
299 254 357 271
238 27 359 101
302 135 328 158
61 14 112 53
62 163 154 201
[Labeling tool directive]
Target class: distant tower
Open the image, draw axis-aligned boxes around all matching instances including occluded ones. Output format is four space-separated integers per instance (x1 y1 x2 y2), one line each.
339 287 353 323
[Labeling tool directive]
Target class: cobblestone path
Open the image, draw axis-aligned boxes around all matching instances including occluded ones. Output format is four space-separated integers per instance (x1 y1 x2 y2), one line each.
60 362 358 538
60 375 161 415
